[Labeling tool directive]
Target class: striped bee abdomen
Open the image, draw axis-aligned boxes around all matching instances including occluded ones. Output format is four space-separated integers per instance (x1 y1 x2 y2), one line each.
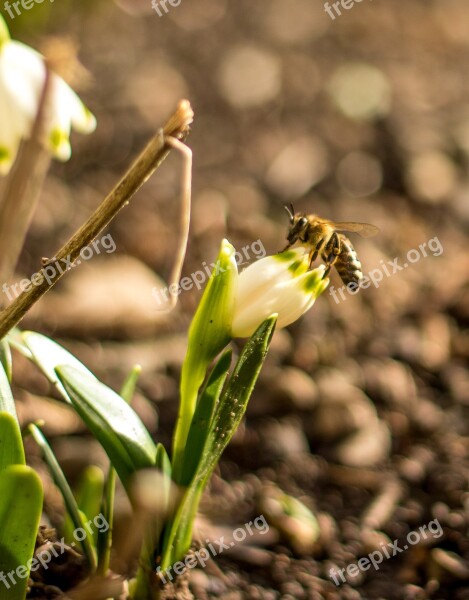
335 234 363 286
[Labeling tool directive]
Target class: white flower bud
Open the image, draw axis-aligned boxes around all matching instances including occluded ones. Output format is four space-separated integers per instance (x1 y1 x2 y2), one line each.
232 248 328 338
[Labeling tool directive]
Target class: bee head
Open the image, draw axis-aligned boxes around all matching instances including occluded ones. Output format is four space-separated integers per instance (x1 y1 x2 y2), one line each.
285 205 309 244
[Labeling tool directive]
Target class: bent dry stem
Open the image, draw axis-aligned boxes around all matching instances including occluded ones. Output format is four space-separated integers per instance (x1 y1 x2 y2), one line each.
0 99 194 340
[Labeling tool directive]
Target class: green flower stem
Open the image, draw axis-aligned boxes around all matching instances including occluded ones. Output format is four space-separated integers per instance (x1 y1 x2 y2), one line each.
171 240 237 483
162 316 277 568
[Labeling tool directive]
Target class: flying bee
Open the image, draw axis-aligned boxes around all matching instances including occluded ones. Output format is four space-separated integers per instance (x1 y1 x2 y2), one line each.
283 204 379 286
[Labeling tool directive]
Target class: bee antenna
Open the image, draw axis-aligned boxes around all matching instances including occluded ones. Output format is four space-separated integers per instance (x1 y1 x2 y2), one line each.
284 203 295 223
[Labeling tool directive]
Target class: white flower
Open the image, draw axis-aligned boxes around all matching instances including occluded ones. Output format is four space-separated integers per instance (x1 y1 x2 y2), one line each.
0 16 96 175
231 247 329 338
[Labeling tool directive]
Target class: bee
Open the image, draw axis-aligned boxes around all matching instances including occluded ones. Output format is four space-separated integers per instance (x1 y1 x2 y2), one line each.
283 204 379 286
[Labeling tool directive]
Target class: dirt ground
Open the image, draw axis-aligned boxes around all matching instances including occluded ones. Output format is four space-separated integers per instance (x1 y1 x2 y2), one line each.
4 0 469 598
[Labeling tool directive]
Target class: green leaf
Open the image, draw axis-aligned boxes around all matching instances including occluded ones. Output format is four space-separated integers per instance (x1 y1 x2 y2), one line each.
97 364 141 576
0 360 17 419
77 466 105 525
162 316 276 568
22 331 95 403
55 366 156 490
0 338 12 382
154 443 173 544
205 318 276 462
172 239 238 482
134 444 173 600
179 349 232 486
119 364 142 403
97 465 116 577
0 360 24 469
0 465 43 600
155 443 172 508
65 466 104 545
0 413 25 471
28 424 97 570
0 14 10 47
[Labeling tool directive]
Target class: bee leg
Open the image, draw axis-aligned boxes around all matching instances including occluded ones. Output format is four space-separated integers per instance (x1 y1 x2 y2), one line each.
308 239 325 269
322 232 340 263
321 233 341 279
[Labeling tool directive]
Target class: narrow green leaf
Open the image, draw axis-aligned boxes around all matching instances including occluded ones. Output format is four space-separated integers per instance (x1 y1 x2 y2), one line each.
28 424 97 570
97 465 116 577
152 442 175 562
172 240 238 482
179 349 232 486
55 366 156 490
134 444 173 600
0 339 12 382
206 318 276 462
97 364 141 576
155 443 172 502
155 442 173 540
0 365 24 471
0 465 43 600
0 361 17 418
162 316 276 568
77 466 105 523
120 364 142 403
65 466 104 545
22 331 95 403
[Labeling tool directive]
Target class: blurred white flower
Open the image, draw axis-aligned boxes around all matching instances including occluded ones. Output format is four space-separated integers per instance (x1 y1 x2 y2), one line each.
232 247 329 338
0 16 96 175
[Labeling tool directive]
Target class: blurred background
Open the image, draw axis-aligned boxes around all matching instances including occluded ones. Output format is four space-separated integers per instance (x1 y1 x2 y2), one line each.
4 0 469 598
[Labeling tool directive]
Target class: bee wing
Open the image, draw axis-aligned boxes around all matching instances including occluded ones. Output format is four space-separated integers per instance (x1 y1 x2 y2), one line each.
332 222 379 238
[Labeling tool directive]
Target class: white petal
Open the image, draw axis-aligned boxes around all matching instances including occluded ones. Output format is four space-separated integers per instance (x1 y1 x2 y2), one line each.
232 279 309 337
232 261 327 338
52 76 96 131
45 78 96 159
236 248 308 307
0 90 20 173
44 76 73 160
2 41 45 123
274 282 317 329
0 52 28 173
63 83 97 133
